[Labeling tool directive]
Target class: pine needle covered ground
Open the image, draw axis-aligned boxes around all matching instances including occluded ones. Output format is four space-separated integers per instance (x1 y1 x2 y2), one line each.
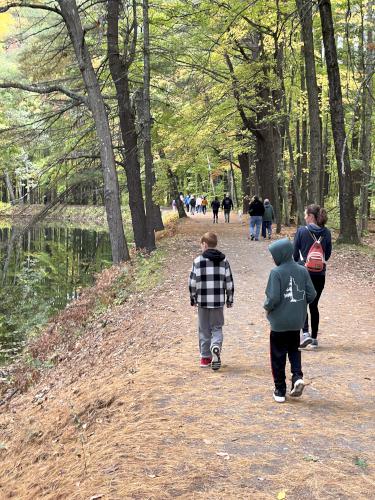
0 214 374 499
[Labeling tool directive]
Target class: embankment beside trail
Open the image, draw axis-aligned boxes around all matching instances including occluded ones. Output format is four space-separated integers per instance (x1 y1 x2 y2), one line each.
0 214 374 499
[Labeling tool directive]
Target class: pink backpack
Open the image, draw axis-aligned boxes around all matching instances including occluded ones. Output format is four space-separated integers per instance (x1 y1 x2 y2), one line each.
305 230 324 272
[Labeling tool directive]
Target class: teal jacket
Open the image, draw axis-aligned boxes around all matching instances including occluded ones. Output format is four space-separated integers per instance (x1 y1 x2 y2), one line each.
264 239 317 332
263 202 274 222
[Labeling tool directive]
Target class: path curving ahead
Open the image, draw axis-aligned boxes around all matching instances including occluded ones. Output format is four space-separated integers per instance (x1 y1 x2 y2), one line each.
1 213 374 499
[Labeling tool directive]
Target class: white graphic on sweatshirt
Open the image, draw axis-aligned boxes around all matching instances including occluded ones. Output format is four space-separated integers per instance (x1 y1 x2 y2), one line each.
284 277 305 303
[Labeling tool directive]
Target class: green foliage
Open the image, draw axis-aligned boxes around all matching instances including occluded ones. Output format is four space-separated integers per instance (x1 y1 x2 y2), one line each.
354 457 368 469
0 0 373 214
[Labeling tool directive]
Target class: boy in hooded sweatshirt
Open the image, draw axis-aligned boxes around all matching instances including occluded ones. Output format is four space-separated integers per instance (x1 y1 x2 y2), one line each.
189 232 234 370
262 198 275 239
264 238 316 402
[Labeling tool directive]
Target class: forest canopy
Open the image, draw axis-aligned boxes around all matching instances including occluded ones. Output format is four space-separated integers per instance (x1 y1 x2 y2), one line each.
0 0 374 258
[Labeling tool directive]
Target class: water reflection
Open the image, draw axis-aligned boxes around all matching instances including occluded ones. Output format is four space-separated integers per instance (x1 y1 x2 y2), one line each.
0 224 112 364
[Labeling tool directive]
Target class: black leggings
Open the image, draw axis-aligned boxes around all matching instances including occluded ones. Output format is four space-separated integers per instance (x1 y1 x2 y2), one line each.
304 274 326 338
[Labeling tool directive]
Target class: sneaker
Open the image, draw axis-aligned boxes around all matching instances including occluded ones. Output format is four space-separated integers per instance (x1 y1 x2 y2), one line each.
211 345 221 371
250 235 254 241
290 379 305 397
200 357 212 368
310 339 318 349
273 389 286 403
300 332 313 349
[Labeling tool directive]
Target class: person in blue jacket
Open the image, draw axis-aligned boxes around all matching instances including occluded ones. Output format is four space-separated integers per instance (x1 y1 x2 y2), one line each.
264 238 316 402
293 204 332 349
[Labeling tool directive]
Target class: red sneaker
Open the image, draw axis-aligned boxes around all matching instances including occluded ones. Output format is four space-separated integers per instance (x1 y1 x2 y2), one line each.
200 357 212 368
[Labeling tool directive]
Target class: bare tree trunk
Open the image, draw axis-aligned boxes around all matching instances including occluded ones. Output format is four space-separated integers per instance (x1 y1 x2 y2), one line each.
229 155 239 207
142 0 162 251
238 152 251 213
319 0 359 243
107 0 148 249
300 52 308 207
296 117 302 196
321 116 330 203
58 0 129 262
4 171 16 204
296 0 322 203
167 167 186 219
358 1 373 236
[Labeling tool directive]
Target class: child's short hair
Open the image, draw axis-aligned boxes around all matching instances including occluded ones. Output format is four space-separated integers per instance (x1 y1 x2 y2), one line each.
201 232 218 248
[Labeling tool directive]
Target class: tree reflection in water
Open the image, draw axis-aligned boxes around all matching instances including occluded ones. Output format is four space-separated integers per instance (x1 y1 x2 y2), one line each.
0 224 112 364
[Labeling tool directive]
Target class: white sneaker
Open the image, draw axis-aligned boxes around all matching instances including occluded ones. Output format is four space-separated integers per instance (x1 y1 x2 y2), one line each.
290 379 305 397
210 345 221 371
273 389 286 403
300 332 313 349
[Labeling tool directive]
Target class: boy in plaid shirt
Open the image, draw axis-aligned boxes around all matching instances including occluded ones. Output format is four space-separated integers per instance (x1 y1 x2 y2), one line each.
189 232 234 370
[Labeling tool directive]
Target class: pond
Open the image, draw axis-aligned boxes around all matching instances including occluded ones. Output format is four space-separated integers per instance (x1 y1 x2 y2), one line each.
0 223 112 365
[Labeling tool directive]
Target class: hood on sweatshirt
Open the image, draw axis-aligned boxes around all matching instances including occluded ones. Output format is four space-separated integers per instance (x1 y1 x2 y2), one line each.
268 238 293 266
202 248 226 264
306 223 326 236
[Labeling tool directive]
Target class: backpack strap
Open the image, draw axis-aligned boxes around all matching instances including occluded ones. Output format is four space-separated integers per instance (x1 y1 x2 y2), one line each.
306 228 317 242
306 227 323 243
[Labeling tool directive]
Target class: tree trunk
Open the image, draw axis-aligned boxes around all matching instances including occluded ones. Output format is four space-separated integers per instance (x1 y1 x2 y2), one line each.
4 171 16 204
166 166 187 219
321 117 330 203
358 1 373 236
229 156 239 208
58 0 129 262
142 0 162 251
107 0 148 249
276 43 304 225
319 0 359 243
224 49 280 227
238 152 251 213
296 0 322 203
300 53 308 207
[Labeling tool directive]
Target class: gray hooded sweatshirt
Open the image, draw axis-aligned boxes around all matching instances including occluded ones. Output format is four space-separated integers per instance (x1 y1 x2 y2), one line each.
264 238 317 332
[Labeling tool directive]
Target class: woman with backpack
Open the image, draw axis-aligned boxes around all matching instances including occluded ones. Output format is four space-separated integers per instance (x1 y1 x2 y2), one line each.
293 204 332 349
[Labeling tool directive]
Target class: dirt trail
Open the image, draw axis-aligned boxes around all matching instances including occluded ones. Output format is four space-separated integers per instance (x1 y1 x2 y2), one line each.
1 215 374 499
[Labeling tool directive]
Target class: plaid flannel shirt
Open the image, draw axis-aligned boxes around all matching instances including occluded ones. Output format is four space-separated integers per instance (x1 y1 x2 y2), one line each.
189 254 234 308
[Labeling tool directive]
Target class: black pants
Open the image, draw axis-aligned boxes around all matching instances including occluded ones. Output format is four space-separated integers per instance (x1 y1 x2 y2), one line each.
224 209 231 222
270 330 303 394
303 274 325 338
262 221 272 238
213 210 218 222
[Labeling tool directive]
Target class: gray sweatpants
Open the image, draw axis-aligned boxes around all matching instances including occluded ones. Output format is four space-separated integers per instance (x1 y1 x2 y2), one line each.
198 306 224 358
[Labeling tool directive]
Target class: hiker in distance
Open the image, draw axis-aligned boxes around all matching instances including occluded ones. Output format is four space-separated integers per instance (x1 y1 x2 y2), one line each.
248 195 265 241
262 198 275 239
184 193 190 212
189 232 234 370
221 193 234 223
264 238 317 403
201 196 208 214
293 204 332 350
189 195 196 215
211 196 221 223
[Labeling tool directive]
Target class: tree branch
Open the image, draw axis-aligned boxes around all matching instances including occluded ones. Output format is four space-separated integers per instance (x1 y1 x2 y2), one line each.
0 81 87 104
0 2 61 15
